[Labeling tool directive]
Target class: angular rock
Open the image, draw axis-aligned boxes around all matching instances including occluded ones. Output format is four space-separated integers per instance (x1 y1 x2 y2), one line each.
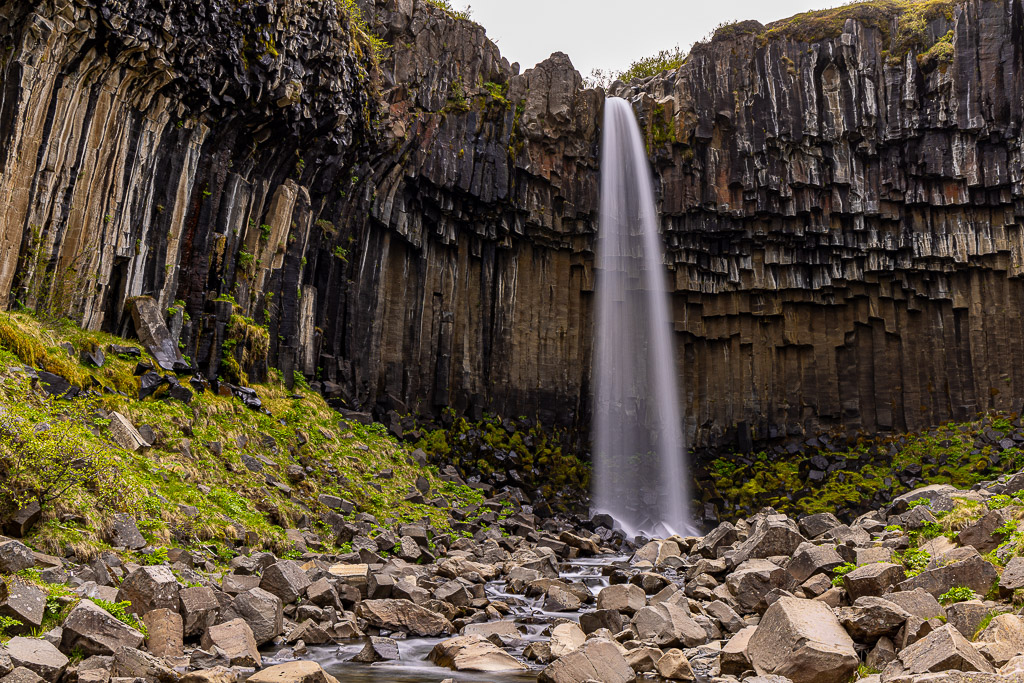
201 618 262 667
976 613 1024 667
787 543 844 584
957 509 1010 553
0 542 35 575
550 622 586 658
131 297 181 371
428 635 528 672
108 412 150 452
246 662 340 683
655 648 695 681
632 602 707 648
843 562 906 600
110 646 178 681
3 504 41 538
350 636 400 663
595 583 646 614
104 515 146 550
537 638 633 683
356 599 453 636
4 638 68 683
725 559 792 613
836 596 910 642
747 597 858 683
0 581 44 634
692 522 738 558
896 552 998 598
222 587 283 646
60 600 145 656
720 624 757 676
260 561 311 604
798 513 842 539
2 668 44 683
884 624 994 677
732 517 806 564
882 589 946 621
179 585 219 637
117 566 180 615
142 608 183 658
999 556 1024 597
579 609 624 635
946 600 990 640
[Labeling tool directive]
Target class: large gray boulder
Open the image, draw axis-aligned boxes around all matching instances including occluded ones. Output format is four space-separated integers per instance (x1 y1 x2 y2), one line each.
632 603 707 648
787 543 845 584
747 597 858 683
130 296 181 370
957 509 1010 553
538 638 633 683
116 566 180 616
882 624 993 678
725 559 792 614
595 583 646 614
428 635 528 672
975 613 1024 667
356 599 453 636
798 512 842 539
732 517 806 564
843 563 906 600
259 561 311 604
692 522 738 558
221 587 283 646
836 597 910 642
201 619 262 668
0 542 35 574
4 638 68 682
0 581 44 634
179 586 219 637
60 600 145 656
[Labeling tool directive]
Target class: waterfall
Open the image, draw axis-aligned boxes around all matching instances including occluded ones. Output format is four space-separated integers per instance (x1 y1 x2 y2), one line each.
592 97 696 538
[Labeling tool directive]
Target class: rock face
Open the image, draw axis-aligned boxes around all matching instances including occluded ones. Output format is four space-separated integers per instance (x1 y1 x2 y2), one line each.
6 0 1024 445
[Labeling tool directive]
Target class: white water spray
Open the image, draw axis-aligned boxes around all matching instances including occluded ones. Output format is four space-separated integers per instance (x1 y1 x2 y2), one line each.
592 97 696 538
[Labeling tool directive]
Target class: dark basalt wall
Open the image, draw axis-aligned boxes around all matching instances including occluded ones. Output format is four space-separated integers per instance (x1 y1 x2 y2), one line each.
3 0 1024 448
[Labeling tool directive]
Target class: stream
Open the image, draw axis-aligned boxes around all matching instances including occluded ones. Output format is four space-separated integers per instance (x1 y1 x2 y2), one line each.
261 555 628 682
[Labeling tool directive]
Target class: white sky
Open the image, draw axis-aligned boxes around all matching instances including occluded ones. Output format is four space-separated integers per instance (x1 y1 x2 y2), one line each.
449 1 847 77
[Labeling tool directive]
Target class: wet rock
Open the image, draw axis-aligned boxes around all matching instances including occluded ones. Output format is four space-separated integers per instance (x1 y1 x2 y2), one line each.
428 635 528 672
356 599 453 636
350 636 400 663
747 597 858 683
537 638 633 683
543 585 581 612
60 600 145 656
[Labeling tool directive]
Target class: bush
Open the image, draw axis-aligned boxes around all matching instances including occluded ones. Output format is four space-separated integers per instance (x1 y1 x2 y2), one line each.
0 382 127 515
832 562 858 586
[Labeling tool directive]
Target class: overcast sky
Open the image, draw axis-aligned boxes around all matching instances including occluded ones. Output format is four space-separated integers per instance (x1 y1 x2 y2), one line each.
449 1 846 77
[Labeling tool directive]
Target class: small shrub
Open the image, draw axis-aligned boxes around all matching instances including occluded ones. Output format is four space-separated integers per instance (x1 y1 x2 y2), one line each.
939 586 976 605
832 562 858 586
908 498 931 509
989 494 1014 510
896 548 930 577
0 615 22 641
93 599 148 637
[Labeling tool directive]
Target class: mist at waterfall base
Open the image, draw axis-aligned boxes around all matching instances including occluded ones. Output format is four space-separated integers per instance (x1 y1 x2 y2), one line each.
592 97 697 539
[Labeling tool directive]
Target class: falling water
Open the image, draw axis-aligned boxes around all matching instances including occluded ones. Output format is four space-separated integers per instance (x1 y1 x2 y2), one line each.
593 97 696 538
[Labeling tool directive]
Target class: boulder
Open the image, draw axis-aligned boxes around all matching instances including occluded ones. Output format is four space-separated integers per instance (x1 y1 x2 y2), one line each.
725 559 792 613
625 646 663 673
896 552 998 597
110 646 178 681
260 561 311 604
655 648 695 681
596 583 646 614
4 638 68 682
0 581 44 634
201 619 261 668
579 609 624 634
349 636 400 663
537 638 633 683
843 563 906 600
798 512 842 539
787 543 845 584
222 587 283 646
836 597 910 642
999 556 1024 597
179 585 219 637
130 296 181 370
705 599 744 633
3 503 42 538
747 597 858 683
0 543 35 574
957 509 1010 553
975 613 1024 666
550 622 586 658
946 600 990 639
632 603 707 648
732 517 806 564
141 608 183 658
428 635 528 672
246 661 341 683
117 566 180 615
880 589 946 621
544 585 581 612
720 625 757 676
2 668 44 683
692 522 738 558
60 600 145 656
356 599 452 636
883 624 993 677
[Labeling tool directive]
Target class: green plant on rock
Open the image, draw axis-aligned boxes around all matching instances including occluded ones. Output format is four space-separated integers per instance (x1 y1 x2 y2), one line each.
988 494 1015 510
895 547 930 577
832 562 858 586
93 599 147 637
908 498 931 509
425 0 472 20
618 45 686 83
939 586 976 605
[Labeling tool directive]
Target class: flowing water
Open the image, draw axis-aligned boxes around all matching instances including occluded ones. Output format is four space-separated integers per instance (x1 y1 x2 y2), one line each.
593 97 696 538
269 556 627 681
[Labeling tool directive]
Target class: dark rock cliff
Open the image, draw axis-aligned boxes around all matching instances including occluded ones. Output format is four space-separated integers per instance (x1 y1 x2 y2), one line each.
2 0 1024 449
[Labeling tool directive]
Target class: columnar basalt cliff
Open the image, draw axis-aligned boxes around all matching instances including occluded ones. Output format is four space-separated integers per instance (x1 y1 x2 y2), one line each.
2 0 1024 448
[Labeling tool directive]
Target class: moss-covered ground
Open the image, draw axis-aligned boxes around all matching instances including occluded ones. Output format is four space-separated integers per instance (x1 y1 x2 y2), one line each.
0 311 490 564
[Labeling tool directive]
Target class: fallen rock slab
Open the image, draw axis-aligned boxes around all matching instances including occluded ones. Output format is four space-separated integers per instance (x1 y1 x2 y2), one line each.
538 638 633 683
356 599 453 636
60 600 145 656
883 623 993 678
428 635 528 672
246 661 341 683
4 638 68 683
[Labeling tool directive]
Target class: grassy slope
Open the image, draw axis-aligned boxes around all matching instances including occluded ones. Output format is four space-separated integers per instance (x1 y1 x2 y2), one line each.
0 311 488 563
